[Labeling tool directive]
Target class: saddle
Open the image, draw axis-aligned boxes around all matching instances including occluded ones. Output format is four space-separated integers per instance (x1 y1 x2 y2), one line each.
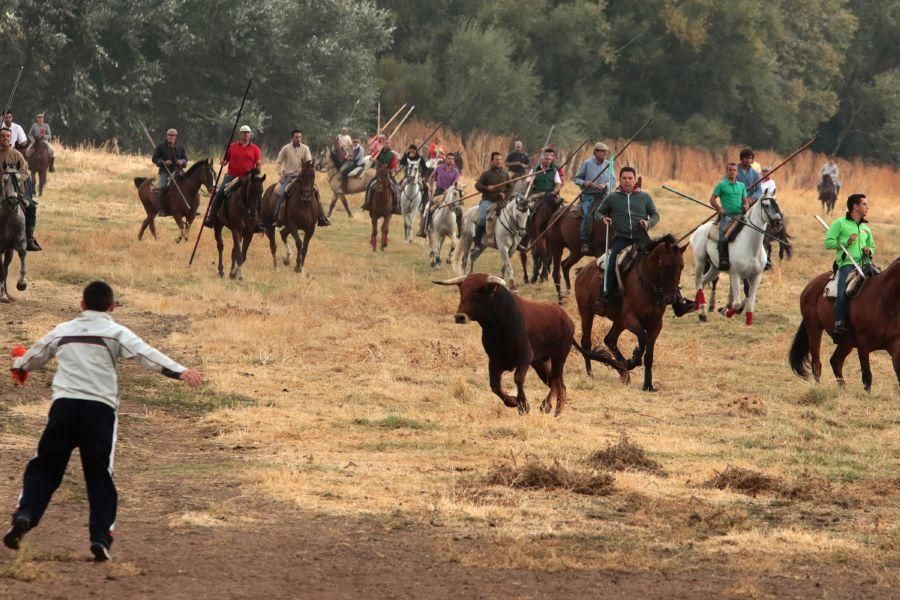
465 202 502 248
823 264 880 299
595 245 641 292
708 216 745 243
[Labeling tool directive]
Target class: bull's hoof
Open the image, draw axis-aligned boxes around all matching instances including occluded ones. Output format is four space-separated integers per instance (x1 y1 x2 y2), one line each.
619 372 631 385
16 281 26 291
229 272 237 280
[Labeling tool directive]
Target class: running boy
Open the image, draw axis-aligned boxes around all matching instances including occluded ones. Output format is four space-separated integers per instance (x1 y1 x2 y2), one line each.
3 281 203 561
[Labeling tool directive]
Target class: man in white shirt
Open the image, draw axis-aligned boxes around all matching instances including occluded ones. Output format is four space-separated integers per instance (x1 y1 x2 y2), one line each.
5 281 203 561
3 111 28 150
271 129 328 229
759 167 776 198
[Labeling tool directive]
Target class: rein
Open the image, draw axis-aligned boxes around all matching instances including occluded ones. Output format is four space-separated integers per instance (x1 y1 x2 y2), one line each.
497 198 528 238
635 247 679 306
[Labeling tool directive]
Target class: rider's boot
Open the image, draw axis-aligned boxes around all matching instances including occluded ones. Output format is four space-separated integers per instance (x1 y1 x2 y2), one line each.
317 198 331 227
593 290 611 314
671 289 697 317
473 223 486 252
580 240 591 254
204 196 222 228
361 188 371 212
25 227 42 252
717 241 730 271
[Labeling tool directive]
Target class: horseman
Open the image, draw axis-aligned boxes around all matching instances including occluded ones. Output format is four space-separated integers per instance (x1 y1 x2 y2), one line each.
737 148 761 201
0 127 40 251
759 166 776 198
593 167 658 312
824 193 875 339
3 111 28 152
709 162 750 271
427 136 445 166
271 129 329 229
820 155 841 195
340 138 366 188
335 127 352 156
27 113 55 172
361 137 400 214
151 128 188 216
419 152 461 238
574 142 616 254
473 151 512 252
400 144 430 213
505 141 530 177
203 125 262 229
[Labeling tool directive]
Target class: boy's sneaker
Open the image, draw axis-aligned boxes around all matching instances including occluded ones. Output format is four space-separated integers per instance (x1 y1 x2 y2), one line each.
90 541 111 562
3 515 31 550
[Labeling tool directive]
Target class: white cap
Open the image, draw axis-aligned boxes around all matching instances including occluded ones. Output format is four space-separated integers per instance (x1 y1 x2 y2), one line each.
239 125 252 133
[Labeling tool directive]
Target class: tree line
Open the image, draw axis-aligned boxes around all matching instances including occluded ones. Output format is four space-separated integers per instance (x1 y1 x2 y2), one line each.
1 0 896 162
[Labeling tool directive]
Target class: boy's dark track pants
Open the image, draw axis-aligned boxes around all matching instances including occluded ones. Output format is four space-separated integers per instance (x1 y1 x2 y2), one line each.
12 398 117 547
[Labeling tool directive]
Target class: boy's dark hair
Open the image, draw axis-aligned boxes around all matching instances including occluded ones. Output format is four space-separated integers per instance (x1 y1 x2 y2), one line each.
83 281 115 311
490 151 502 160
739 148 754 159
847 193 866 211
619 166 637 177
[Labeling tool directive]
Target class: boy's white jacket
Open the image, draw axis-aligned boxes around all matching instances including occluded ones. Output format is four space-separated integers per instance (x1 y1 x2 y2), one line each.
12 310 186 410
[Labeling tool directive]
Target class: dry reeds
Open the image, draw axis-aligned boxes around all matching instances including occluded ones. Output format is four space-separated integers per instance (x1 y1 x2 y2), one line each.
484 455 615 496
587 434 667 477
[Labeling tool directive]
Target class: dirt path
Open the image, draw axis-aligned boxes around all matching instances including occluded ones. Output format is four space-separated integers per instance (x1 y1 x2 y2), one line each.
0 289 891 599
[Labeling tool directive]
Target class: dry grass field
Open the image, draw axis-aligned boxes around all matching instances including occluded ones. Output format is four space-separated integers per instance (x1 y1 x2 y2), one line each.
1 138 897 597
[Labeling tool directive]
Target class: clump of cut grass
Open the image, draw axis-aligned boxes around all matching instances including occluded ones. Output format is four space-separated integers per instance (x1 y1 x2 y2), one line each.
484 456 615 496
351 415 436 430
587 433 667 476
703 466 783 497
797 387 835 406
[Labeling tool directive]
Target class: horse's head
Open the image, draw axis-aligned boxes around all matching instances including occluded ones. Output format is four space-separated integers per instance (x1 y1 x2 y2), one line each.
643 234 687 305
199 158 215 191
759 196 784 227
241 169 266 207
1 172 20 205
376 162 391 182
404 162 419 183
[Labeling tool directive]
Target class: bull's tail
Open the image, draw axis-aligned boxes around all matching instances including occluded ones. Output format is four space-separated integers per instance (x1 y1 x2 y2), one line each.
788 320 810 379
134 177 148 189
571 339 625 373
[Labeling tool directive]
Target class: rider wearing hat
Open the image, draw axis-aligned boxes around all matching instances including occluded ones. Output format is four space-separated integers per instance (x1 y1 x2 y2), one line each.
204 125 262 228
151 128 188 216
0 127 39 250
574 141 616 254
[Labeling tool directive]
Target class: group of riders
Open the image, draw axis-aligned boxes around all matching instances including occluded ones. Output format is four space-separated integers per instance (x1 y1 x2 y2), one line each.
1 109 56 253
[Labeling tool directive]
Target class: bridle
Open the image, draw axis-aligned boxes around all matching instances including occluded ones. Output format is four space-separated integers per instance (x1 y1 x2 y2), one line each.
497 193 529 238
636 243 681 306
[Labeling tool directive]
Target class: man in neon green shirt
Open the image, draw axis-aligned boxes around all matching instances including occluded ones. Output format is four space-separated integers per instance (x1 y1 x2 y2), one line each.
709 162 749 270
824 193 875 337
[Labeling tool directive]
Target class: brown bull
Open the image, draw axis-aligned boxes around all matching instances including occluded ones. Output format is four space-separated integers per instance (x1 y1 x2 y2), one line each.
434 273 574 416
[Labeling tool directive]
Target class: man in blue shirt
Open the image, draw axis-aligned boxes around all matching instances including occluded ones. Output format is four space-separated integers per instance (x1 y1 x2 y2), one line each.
737 148 761 202
574 142 616 254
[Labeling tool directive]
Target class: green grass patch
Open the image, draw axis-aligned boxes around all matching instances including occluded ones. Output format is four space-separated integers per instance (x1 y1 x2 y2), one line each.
351 415 437 430
122 374 257 413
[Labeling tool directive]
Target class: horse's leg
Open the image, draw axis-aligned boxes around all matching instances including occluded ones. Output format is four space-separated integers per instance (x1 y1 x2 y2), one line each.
709 276 718 312
579 304 595 377
549 350 568 417
694 256 708 320
518 248 529 284
138 215 151 241
370 216 377 251
501 245 517 290
857 341 873 392
722 273 740 318
173 214 185 243
381 214 390 250
551 243 564 303
267 227 278 269
228 229 241 279
215 226 225 278
603 320 630 384
291 227 304 273
238 231 253 281
808 320 824 382
561 251 581 296
0 249 11 302
829 343 853 387
743 271 763 325
15 247 26 292
489 362 518 409
641 322 662 392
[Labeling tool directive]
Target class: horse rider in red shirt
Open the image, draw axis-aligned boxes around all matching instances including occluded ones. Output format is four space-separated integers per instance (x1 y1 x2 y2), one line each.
204 125 262 229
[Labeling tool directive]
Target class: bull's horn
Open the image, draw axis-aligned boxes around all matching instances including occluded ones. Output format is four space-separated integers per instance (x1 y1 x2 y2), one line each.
486 275 507 287
433 276 466 286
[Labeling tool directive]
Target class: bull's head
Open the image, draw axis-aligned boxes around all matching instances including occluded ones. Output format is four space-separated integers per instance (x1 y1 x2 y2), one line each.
433 273 508 324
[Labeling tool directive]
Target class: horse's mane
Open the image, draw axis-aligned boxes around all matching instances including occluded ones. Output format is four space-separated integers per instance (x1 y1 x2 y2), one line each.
182 159 209 178
643 233 678 252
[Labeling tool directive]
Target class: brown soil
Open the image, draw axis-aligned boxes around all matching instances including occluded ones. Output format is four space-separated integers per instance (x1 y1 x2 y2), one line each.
0 291 892 599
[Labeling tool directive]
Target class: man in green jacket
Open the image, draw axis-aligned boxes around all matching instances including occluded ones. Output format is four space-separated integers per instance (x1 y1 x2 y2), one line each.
825 193 875 337
709 162 750 271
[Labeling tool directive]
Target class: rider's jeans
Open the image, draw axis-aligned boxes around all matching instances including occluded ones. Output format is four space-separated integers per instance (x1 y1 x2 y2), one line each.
833 264 855 325
580 194 601 241
719 213 739 239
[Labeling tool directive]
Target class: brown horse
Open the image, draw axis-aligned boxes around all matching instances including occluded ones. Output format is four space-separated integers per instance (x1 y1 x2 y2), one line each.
818 174 838 215
26 139 50 197
213 169 266 280
135 159 214 243
539 200 610 303
574 234 688 391
261 160 319 273
789 259 899 391
368 163 394 251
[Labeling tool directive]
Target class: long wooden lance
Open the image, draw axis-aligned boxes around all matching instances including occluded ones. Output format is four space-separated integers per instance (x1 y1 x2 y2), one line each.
381 103 407 131
376 101 381 132
661 184 790 246
388 105 415 139
138 120 192 213
188 77 252 266
525 117 653 253
522 124 556 200
815 214 865 278
3 66 23 116
416 100 465 154
676 135 817 243
345 98 360 125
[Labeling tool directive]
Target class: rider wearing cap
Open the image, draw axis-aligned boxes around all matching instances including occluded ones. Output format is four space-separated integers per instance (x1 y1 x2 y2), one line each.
151 128 188 216
27 113 55 172
204 125 262 228
574 142 616 254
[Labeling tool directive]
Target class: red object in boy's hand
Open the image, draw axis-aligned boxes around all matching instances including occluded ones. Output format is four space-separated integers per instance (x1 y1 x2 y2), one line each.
11 345 28 385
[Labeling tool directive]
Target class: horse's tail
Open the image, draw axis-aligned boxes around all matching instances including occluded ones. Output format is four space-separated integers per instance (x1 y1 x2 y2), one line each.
788 320 811 379
134 177 148 189
571 339 625 373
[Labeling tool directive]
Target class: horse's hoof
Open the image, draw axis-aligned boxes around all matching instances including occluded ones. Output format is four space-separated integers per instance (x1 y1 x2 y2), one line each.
517 400 530 415
229 272 236 280
643 384 657 393
540 401 551 414
294 266 302 274
218 272 224 279
16 282 26 291
0 296 9 303
282 258 290 266
699 313 707 322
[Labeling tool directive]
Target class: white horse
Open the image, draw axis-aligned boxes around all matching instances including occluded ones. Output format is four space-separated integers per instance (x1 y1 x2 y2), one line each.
690 196 785 325
453 192 530 288
399 163 422 243
428 183 463 268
